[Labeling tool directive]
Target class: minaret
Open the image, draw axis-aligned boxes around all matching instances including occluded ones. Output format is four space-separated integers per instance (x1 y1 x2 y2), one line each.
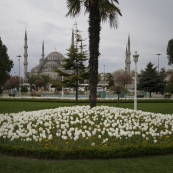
41 41 45 59
125 46 127 72
128 34 130 52
80 40 83 53
125 35 131 74
71 28 74 46
39 41 45 67
23 30 28 81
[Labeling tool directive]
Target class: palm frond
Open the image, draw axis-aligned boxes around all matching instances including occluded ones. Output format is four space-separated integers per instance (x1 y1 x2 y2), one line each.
66 0 82 17
99 0 122 28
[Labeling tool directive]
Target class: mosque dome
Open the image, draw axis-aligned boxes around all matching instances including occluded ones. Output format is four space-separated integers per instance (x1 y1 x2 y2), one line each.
31 65 40 73
46 50 64 61
28 44 67 80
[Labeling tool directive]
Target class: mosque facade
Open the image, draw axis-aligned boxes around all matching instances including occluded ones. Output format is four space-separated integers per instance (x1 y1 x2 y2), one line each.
23 30 131 82
23 31 73 81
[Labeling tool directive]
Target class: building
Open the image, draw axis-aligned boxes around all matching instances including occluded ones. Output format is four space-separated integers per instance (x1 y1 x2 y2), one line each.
23 30 74 81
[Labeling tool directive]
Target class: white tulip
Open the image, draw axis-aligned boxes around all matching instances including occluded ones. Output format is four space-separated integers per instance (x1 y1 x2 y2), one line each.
98 135 101 138
48 134 52 140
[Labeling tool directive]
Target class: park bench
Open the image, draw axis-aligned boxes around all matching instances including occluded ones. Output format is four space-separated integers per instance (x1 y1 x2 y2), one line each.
64 91 69 94
164 95 171 98
137 95 144 98
80 91 85 94
9 94 15 97
21 92 27 95
54 91 60 94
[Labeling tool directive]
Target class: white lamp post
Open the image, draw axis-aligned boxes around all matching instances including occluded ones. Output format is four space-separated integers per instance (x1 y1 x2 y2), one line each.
104 65 106 90
133 51 139 110
156 53 161 72
62 75 64 99
75 60 79 105
17 55 22 96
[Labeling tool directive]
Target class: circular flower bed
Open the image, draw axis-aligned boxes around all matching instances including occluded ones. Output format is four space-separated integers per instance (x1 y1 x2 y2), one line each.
0 106 173 151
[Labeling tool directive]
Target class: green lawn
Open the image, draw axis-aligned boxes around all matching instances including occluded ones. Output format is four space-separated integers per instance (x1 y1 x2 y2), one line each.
1 154 173 173
0 100 173 173
0 100 172 114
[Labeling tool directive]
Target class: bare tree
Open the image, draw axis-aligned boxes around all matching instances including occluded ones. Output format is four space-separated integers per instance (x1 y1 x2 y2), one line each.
114 73 132 87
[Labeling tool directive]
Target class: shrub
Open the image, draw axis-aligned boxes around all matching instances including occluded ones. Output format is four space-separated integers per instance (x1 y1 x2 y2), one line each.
1 144 173 160
21 86 28 93
165 82 173 94
0 87 2 94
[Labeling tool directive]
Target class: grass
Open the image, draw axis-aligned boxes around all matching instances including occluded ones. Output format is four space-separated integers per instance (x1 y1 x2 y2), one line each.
1 154 173 173
0 100 172 114
0 101 76 114
0 100 173 173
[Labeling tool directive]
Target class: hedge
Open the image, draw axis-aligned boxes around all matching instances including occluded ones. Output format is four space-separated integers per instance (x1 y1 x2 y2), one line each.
0 143 173 160
0 98 173 103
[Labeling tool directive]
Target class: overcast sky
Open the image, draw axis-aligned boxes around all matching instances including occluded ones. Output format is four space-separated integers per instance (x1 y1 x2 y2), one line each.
1 0 173 77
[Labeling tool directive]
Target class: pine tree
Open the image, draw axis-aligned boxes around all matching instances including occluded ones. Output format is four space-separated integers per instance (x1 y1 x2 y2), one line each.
53 28 88 104
138 62 160 98
158 68 167 94
54 31 88 88
0 37 13 87
106 73 114 88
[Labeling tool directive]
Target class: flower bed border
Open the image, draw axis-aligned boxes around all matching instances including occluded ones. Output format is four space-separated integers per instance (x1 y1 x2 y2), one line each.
0 143 173 160
0 98 173 103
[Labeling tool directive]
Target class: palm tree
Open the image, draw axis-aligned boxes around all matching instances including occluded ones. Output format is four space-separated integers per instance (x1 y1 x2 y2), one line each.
26 74 37 92
40 75 51 91
66 0 122 108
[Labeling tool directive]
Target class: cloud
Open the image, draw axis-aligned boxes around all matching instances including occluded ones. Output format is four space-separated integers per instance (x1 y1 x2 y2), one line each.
0 0 173 77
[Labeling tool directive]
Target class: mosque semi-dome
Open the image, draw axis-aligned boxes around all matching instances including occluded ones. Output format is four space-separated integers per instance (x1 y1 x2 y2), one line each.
44 61 59 67
42 67 52 72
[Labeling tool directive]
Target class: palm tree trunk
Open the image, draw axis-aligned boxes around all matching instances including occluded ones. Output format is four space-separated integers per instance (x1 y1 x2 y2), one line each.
89 0 101 108
44 85 46 91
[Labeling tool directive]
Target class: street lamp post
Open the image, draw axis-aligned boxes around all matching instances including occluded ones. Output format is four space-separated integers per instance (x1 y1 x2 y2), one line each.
17 55 22 96
156 53 161 72
62 75 64 99
75 60 79 105
133 51 139 111
104 65 106 91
